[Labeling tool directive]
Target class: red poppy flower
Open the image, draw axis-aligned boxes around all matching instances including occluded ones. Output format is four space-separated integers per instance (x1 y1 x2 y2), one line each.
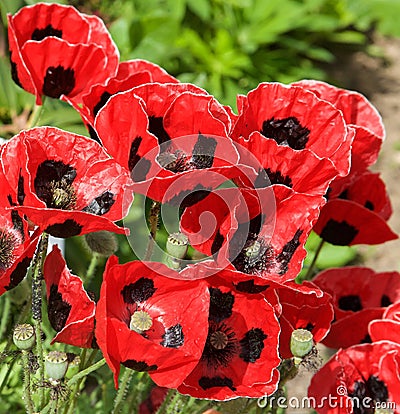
234 131 338 196
231 82 351 176
8 3 119 104
181 185 323 282
178 269 281 400
313 267 400 348
313 171 397 246
369 302 400 344
292 80 384 177
94 83 245 205
1 127 133 238
43 245 95 348
308 341 400 414
95 256 210 388
276 280 334 359
68 59 178 140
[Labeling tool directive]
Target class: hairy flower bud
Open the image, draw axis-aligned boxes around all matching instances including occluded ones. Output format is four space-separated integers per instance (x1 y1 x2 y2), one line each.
84 231 118 256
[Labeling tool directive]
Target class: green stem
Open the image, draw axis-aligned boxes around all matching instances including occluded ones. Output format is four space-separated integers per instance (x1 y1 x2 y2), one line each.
113 368 134 414
22 350 35 414
0 296 10 340
85 253 100 287
144 201 161 261
31 233 49 408
67 358 106 387
27 98 46 128
303 238 324 281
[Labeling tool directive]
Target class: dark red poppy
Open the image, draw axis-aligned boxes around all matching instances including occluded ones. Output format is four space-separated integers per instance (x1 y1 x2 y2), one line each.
139 386 169 414
1 127 133 238
276 280 334 359
292 80 384 177
313 267 400 348
181 185 323 282
95 256 210 388
178 270 281 400
308 341 400 414
369 302 400 344
231 82 351 176
94 83 246 205
68 59 179 139
313 171 397 246
8 3 119 104
43 245 95 348
234 131 338 196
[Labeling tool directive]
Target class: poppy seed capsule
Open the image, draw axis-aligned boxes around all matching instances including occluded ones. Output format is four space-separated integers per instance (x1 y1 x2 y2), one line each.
84 231 118 256
45 351 68 380
130 310 153 334
13 324 35 350
166 232 189 259
290 329 313 358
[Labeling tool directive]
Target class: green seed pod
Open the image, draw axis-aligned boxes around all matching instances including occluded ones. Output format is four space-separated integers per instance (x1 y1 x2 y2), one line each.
13 324 35 350
84 231 118 256
166 232 188 259
290 329 313 358
45 351 68 380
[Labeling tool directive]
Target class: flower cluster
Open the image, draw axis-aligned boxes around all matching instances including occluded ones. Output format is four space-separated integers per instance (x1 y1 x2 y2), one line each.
2 2 400 412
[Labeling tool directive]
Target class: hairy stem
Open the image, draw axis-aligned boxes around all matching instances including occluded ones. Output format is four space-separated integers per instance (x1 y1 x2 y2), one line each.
113 368 134 414
22 350 35 414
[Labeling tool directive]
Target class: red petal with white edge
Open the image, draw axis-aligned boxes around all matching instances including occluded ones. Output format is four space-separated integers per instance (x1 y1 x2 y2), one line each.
369 302 400 344
313 198 397 245
44 245 95 348
14 206 128 238
115 59 178 83
21 37 110 101
231 82 349 175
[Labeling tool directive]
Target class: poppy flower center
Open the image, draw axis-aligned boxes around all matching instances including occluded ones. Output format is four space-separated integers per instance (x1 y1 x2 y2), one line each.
261 116 310 150
35 160 77 210
210 331 228 350
130 310 153 334
202 322 237 368
0 228 20 271
349 375 389 414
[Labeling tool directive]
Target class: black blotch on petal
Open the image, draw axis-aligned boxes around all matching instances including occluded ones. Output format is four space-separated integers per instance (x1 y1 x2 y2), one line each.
87 125 101 143
10 53 22 87
198 376 236 391
365 200 374 211
338 295 363 312
211 231 224 257
209 288 234 323
367 376 389 402
48 284 72 332
83 191 115 216
305 322 315 332
93 91 112 117
276 229 303 274
11 210 25 241
45 219 83 238
255 168 293 188
239 328 267 363
320 219 359 246
128 137 151 182
128 137 143 172
349 376 389 414
338 190 349 200
191 134 217 169
17 172 25 205
360 333 372 344
381 294 392 307
121 277 156 304
31 24 62 41
261 116 310 150
43 65 75 99
148 116 171 145
168 185 211 209
161 324 184 348
4 256 32 291
234 280 269 294
122 359 157 372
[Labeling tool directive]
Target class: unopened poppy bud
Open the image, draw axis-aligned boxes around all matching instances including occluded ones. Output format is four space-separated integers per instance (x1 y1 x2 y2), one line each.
45 351 68 380
66 355 81 379
166 232 188 259
84 231 118 256
13 324 35 350
290 329 313 358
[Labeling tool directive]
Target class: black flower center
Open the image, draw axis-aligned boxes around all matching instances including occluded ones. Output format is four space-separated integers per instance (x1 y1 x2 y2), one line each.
42 65 75 99
202 322 237 368
349 376 389 414
31 24 62 41
261 116 310 150
255 168 293 188
338 295 363 312
0 228 19 271
34 160 77 210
